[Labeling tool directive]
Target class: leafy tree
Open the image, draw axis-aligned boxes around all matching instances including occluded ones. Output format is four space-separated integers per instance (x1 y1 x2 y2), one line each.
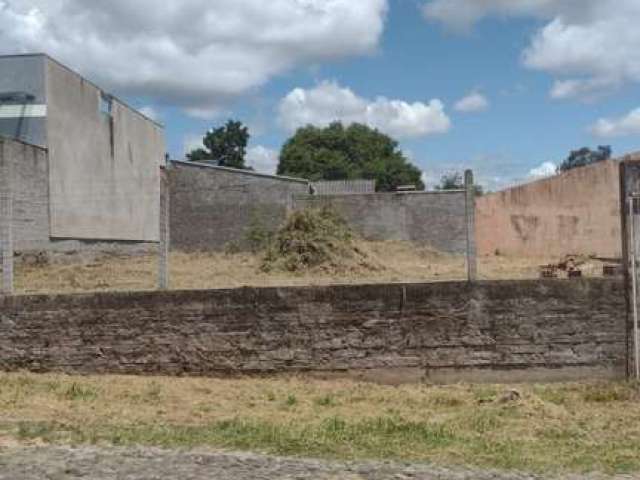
557 146 612 173
277 122 425 192
436 171 484 196
436 172 464 190
187 119 250 169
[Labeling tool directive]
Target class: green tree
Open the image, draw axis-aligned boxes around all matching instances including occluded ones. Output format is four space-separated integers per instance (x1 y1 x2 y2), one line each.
187 119 250 169
557 146 612 173
277 122 425 192
436 171 484 196
436 172 464 190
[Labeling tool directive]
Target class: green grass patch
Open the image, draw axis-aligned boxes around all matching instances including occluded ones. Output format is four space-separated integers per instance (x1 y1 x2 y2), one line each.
4 412 639 475
6 416 456 460
62 383 98 402
2 373 640 475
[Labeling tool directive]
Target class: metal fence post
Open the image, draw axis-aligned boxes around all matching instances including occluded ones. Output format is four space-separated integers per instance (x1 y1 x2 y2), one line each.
0 140 14 295
158 166 169 290
465 169 478 282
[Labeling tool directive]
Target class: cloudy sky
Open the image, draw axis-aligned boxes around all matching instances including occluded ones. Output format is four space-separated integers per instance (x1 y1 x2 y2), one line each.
2 0 640 189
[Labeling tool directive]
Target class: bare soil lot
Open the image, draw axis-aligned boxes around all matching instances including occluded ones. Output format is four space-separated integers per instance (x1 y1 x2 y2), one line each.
1 373 639 475
14 241 610 295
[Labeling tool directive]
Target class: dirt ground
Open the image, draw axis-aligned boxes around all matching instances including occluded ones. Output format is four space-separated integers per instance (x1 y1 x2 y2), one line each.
1 446 630 480
13 241 615 295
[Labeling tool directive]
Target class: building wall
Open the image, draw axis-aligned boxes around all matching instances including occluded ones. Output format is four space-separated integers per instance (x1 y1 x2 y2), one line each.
293 191 468 254
169 161 309 251
0 279 627 383
0 136 156 258
0 55 47 147
476 159 624 258
45 57 164 242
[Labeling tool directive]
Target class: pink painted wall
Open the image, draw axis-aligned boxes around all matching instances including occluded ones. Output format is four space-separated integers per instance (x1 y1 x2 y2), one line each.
476 158 624 258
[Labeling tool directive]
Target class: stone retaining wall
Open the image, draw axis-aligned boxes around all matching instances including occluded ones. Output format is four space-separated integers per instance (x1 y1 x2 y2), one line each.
0 279 628 383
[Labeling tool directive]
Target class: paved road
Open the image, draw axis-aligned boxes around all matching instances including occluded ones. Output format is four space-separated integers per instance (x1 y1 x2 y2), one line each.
0 446 636 480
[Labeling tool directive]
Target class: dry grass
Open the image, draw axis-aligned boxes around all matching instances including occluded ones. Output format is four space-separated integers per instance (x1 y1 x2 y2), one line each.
1 372 639 474
12 241 609 295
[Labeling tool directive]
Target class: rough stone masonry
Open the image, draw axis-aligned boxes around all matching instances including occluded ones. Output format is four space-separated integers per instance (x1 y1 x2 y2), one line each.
0 278 628 383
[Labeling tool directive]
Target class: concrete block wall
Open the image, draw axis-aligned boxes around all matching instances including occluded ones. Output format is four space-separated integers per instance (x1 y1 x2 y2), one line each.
293 191 468 254
168 161 309 251
0 137 50 252
0 136 155 261
476 158 627 258
0 278 627 383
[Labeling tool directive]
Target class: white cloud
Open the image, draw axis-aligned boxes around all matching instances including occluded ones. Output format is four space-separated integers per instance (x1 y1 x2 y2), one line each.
454 91 489 113
590 108 640 138
529 161 557 178
423 0 563 31
0 0 388 117
420 171 429 188
278 81 451 139
246 145 279 174
549 78 617 101
423 0 640 100
183 106 226 120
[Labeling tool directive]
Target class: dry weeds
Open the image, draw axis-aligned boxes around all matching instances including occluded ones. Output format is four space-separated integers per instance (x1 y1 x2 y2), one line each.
13 241 608 295
0 373 639 474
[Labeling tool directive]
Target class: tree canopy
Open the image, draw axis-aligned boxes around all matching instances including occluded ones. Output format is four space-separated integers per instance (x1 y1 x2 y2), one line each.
436 172 464 190
187 119 250 169
436 171 484 196
557 146 612 173
277 122 425 192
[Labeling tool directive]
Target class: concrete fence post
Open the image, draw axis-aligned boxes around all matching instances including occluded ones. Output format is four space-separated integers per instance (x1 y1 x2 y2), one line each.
465 169 478 282
286 192 294 216
0 140 14 295
158 166 170 290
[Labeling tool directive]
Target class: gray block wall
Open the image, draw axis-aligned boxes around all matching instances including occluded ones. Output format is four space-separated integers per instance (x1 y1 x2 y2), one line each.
0 137 50 252
0 279 627 383
0 136 155 260
169 161 309 251
293 191 468 254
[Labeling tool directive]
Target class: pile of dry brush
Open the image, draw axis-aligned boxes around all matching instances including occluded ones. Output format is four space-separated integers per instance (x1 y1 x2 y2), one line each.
260 207 384 275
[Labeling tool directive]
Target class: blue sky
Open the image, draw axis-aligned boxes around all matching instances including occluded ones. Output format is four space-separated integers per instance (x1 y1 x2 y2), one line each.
3 0 640 190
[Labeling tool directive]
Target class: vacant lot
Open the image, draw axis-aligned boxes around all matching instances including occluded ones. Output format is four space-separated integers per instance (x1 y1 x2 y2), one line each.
1 373 639 475
14 241 609 295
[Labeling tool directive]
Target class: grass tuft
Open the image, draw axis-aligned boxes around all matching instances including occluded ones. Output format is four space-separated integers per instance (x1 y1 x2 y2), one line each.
582 383 633 403
314 394 337 407
63 383 98 402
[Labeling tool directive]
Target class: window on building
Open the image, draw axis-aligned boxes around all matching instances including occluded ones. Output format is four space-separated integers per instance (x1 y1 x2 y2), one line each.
99 92 115 158
99 93 113 116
